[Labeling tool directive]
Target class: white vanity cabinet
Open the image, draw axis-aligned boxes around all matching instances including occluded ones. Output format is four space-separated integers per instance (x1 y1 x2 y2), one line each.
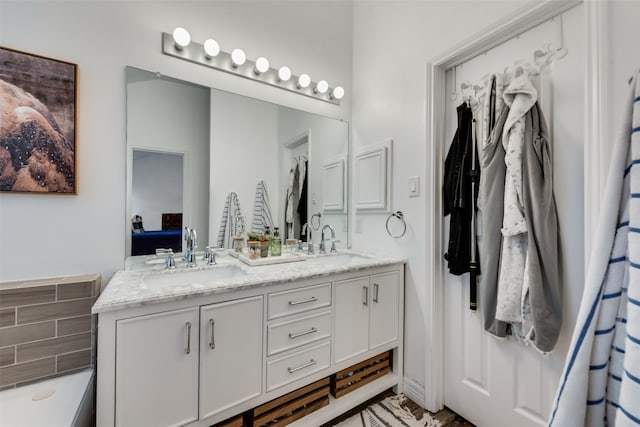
199 296 263 419
334 271 400 364
115 307 199 427
96 259 405 427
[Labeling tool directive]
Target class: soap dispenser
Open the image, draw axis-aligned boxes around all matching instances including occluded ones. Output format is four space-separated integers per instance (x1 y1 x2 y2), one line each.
271 227 282 256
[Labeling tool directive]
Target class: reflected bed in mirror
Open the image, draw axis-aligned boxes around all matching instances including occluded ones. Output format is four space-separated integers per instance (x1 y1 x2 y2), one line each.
125 66 349 261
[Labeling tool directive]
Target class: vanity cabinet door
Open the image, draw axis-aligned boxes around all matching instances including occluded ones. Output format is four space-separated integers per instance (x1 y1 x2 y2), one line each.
115 307 199 427
200 296 263 420
334 276 370 364
369 271 400 350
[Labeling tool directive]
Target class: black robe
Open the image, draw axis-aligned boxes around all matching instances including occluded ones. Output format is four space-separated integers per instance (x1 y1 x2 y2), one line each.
443 102 477 276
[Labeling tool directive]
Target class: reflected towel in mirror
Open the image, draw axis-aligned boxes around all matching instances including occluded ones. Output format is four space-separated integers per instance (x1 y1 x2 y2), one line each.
216 192 245 248
251 180 274 235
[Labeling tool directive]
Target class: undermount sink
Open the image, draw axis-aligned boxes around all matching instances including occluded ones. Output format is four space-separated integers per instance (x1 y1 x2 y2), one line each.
142 264 247 287
306 253 373 267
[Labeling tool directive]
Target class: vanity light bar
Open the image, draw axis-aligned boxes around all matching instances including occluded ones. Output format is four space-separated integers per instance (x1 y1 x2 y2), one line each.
161 31 344 105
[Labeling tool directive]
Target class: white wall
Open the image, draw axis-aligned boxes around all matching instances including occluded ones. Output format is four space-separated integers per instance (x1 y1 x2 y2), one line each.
131 151 183 231
0 0 352 282
210 89 278 243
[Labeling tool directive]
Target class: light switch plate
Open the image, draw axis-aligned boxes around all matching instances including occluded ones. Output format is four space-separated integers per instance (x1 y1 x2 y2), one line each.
408 176 420 197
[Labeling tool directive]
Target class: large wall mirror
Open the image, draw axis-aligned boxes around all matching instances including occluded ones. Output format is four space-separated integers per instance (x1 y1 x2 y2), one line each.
125 66 349 258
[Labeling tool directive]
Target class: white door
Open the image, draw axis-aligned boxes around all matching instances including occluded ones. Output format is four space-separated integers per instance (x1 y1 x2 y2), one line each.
199 296 263 419
115 307 199 427
442 6 585 426
369 271 400 350
334 276 370 364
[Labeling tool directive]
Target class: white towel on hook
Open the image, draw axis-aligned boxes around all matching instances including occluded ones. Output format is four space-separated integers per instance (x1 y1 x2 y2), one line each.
251 180 274 235
216 192 245 249
548 70 640 426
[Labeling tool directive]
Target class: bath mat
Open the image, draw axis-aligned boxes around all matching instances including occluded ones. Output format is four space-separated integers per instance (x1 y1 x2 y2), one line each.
333 394 443 427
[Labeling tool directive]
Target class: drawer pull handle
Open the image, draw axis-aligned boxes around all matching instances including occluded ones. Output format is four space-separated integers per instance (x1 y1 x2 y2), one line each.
209 318 215 349
287 359 317 374
363 286 369 306
288 327 318 339
288 296 318 306
185 322 192 354
373 283 379 303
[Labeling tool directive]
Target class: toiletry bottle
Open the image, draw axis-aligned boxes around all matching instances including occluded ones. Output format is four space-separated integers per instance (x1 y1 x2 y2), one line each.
264 226 272 256
271 227 282 256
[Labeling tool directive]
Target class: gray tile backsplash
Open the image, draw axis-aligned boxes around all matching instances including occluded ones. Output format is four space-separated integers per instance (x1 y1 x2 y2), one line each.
0 274 100 388
0 321 55 347
17 298 94 325
0 308 15 328
0 286 56 309
58 315 92 336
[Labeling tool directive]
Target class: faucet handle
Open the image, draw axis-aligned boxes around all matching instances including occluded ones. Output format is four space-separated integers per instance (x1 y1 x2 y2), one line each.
204 246 221 265
156 248 176 269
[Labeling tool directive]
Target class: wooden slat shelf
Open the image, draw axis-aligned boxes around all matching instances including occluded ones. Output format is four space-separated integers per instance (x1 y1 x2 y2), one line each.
252 378 330 427
330 351 391 398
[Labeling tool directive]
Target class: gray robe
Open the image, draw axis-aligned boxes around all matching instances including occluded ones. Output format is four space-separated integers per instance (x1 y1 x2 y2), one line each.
480 90 562 352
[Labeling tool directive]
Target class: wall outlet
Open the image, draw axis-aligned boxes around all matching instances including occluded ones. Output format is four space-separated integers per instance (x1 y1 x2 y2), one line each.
355 217 363 233
408 176 420 197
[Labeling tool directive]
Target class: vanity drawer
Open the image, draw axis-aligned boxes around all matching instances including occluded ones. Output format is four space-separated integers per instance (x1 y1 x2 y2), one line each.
268 311 331 356
266 341 331 392
268 283 331 320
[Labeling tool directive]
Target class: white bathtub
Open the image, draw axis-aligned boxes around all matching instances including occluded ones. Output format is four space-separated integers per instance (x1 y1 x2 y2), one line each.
0 369 94 427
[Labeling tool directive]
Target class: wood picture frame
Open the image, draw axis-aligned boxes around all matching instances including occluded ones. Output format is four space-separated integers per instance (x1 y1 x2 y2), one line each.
0 46 77 194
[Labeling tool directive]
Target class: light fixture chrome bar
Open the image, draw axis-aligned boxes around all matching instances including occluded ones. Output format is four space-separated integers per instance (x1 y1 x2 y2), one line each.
161 32 341 105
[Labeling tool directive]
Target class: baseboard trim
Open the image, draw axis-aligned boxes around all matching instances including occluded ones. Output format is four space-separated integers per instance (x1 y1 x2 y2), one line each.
402 376 425 408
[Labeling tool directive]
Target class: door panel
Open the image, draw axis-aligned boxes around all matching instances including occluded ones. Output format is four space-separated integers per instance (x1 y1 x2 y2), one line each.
200 296 263 419
116 308 199 427
442 5 585 426
334 276 369 363
369 271 400 349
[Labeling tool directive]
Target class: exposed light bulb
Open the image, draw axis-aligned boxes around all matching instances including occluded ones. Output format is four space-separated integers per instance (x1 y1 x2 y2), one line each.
297 73 311 89
172 27 191 50
278 66 291 82
231 48 246 67
315 80 329 94
254 57 270 74
203 39 220 58
331 86 345 100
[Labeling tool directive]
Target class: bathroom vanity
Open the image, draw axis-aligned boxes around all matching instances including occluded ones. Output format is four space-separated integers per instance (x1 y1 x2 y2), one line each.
93 251 405 427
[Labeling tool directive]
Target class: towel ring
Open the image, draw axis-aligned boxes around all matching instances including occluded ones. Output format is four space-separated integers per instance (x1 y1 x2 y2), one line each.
385 211 407 238
310 212 322 230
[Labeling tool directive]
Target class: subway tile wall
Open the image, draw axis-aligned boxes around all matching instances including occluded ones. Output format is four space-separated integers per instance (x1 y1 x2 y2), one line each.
0 274 100 389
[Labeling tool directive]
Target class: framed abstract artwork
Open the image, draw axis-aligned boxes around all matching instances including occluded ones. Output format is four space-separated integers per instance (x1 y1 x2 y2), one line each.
0 46 77 193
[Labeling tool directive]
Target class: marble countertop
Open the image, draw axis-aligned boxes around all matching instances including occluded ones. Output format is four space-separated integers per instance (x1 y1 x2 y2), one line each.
92 250 406 314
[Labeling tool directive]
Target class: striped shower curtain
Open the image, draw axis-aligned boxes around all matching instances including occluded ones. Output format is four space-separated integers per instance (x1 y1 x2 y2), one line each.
548 70 640 426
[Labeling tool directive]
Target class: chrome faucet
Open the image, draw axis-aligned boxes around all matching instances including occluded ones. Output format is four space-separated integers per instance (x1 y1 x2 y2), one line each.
301 223 314 255
184 226 198 267
319 224 337 254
